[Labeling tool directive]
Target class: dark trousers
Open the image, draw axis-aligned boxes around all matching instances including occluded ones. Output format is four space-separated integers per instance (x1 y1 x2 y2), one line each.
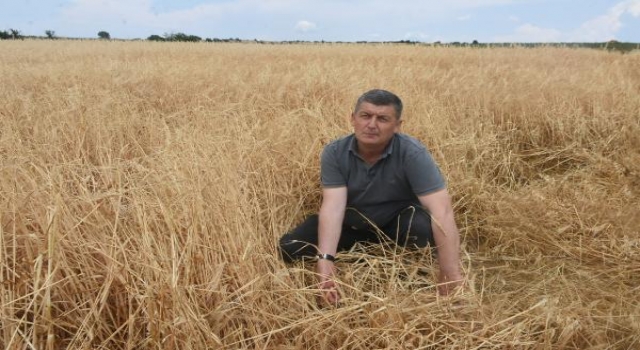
279 206 434 263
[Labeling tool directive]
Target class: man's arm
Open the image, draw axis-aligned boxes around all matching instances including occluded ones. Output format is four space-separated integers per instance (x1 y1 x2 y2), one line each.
316 186 347 304
418 189 463 295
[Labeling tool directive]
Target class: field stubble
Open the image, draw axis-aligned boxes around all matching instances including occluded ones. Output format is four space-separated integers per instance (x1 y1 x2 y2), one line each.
1 41 639 349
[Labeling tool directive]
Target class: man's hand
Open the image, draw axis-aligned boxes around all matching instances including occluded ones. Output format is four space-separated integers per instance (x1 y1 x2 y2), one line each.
316 259 340 305
438 270 463 296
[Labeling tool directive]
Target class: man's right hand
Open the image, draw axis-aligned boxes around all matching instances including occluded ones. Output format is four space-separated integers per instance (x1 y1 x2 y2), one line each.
438 269 464 296
316 259 340 305
316 186 347 306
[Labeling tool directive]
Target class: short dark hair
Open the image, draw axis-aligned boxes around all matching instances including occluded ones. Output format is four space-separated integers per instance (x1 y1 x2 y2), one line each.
354 89 403 119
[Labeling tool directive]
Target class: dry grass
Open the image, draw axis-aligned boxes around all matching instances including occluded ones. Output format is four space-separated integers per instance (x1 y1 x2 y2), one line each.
1 40 639 349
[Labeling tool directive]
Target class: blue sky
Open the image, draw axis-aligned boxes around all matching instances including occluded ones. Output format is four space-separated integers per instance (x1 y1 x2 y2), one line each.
3 0 640 42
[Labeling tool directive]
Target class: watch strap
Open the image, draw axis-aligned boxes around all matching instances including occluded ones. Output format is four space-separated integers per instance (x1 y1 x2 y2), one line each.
317 253 336 262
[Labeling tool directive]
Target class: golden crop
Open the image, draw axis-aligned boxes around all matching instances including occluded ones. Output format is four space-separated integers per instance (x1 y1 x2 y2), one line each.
1 40 639 349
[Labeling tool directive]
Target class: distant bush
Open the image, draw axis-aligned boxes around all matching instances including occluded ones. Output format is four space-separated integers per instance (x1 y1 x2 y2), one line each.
8 29 21 40
146 32 202 42
147 34 165 42
165 32 201 42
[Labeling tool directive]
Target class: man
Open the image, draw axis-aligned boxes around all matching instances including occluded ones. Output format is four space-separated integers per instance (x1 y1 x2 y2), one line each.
279 89 462 303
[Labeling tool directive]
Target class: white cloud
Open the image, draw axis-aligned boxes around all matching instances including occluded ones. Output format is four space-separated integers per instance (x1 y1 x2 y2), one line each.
404 31 430 41
571 14 622 41
295 20 316 32
63 0 152 19
62 0 274 29
508 15 520 22
495 23 562 42
62 0 220 31
496 0 640 42
568 0 640 41
617 0 640 15
457 14 472 21
629 0 640 15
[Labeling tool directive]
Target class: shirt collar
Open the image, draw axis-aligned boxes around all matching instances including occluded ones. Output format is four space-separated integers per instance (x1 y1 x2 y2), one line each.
381 134 396 158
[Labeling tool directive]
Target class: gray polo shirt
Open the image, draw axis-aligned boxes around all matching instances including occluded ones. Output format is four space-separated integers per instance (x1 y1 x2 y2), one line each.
321 133 445 226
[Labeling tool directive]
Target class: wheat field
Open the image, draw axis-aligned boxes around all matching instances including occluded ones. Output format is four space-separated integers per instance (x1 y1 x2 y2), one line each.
1 40 639 349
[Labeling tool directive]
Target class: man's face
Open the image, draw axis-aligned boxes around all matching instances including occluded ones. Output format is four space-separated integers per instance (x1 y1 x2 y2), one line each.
351 102 401 150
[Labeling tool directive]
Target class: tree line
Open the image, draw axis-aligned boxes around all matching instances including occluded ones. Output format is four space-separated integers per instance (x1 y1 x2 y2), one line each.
0 29 241 43
1 28 638 52
0 29 105 40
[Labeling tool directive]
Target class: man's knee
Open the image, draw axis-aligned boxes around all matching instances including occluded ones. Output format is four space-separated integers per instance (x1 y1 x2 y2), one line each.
279 234 300 263
278 215 319 263
398 206 434 248
279 232 317 263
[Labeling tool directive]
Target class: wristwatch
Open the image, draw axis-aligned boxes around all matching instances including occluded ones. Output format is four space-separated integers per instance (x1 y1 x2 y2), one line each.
317 253 336 262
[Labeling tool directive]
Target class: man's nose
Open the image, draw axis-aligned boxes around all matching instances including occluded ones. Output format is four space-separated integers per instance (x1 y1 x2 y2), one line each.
366 117 377 128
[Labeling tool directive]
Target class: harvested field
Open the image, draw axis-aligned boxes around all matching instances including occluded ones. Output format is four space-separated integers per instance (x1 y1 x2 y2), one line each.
1 40 639 349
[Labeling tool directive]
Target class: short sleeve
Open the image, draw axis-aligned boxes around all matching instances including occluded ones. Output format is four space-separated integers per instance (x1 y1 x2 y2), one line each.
405 150 446 195
320 145 347 188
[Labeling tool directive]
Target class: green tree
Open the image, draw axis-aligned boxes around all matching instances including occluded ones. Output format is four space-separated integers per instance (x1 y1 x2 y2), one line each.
97 31 110 39
9 28 21 40
45 30 56 39
164 32 201 42
0 30 10 40
147 34 165 41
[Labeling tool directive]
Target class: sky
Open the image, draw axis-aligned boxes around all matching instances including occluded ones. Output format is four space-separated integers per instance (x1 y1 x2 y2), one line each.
3 0 640 42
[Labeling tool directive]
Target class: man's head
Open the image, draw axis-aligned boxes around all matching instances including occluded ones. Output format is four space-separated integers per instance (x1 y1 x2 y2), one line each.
351 89 403 151
354 89 403 120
